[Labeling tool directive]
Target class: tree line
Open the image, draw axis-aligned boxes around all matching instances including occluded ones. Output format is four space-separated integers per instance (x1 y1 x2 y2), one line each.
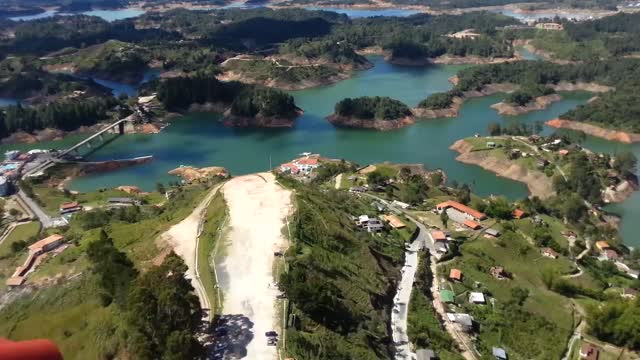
0 97 119 138
157 72 299 119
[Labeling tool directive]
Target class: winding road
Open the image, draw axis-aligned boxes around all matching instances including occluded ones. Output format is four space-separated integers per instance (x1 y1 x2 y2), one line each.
160 184 223 321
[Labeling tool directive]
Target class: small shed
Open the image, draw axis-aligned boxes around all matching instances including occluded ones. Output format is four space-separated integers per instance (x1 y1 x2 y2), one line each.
469 292 486 304
440 290 455 304
416 349 437 360
541 247 558 259
485 228 500 237
449 268 462 282
492 347 508 360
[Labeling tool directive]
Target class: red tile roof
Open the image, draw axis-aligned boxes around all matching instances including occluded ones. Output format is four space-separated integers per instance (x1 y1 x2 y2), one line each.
449 268 462 281
296 158 318 166
0 338 63 360
436 200 486 220
28 234 64 253
431 231 447 242
512 209 526 219
280 163 299 173
60 202 80 210
463 219 482 230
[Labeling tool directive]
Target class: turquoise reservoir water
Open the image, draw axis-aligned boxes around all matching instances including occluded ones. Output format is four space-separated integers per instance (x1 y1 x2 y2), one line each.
67 56 589 200
9 7 145 22
5 55 635 245
303 7 421 18
92 69 160 97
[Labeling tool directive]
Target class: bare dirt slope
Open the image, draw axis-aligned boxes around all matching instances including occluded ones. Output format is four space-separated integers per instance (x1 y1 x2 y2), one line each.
217 173 292 360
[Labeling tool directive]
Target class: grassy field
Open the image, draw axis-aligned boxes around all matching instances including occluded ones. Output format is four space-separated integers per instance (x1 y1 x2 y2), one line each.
198 191 227 314
530 30 609 61
463 137 557 176
0 222 41 257
439 228 576 359
0 277 117 359
0 183 212 359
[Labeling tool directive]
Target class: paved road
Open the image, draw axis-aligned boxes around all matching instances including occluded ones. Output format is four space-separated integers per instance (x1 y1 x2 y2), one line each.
16 189 63 228
361 193 478 359
392 238 423 360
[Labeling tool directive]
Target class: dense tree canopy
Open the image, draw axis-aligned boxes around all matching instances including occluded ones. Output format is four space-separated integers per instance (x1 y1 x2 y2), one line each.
334 96 412 120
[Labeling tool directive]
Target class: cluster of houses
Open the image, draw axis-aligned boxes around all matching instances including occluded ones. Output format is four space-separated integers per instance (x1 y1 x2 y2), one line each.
354 213 407 233
6 234 66 287
59 196 143 216
439 268 510 359
0 149 49 196
595 240 639 279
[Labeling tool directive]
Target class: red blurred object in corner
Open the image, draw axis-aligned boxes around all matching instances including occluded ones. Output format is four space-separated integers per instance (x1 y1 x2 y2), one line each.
0 338 63 360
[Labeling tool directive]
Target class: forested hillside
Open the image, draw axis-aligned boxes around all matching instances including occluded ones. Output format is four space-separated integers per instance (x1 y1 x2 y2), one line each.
419 58 640 132
279 180 406 359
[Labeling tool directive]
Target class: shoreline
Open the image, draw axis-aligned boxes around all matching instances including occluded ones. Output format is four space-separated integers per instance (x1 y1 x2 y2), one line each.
326 114 415 130
490 93 562 116
415 81 612 119
218 56 374 90
449 138 555 199
546 118 640 144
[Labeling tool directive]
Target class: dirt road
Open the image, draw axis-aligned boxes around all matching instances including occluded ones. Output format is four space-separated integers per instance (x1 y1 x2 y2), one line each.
160 184 223 317
216 173 292 360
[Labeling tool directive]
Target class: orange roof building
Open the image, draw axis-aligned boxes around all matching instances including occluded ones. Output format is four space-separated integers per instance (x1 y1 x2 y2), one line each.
449 268 462 281
463 219 482 230
595 241 611 252
431 231 447 242
296 158 318 166
28 234 64 254
382 214 406 229
436 200 486 220
512 209 526 219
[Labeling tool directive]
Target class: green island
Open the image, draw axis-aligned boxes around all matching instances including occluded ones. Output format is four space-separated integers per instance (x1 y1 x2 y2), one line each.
327 96 414 130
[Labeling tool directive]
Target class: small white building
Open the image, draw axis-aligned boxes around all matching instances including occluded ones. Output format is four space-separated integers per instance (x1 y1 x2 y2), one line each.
469 292 486 304
392 200 411 209
4 150 19 161
0 176 8 197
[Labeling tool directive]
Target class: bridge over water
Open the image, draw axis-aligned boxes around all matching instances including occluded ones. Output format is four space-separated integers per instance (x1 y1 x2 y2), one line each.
58 117 133 158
